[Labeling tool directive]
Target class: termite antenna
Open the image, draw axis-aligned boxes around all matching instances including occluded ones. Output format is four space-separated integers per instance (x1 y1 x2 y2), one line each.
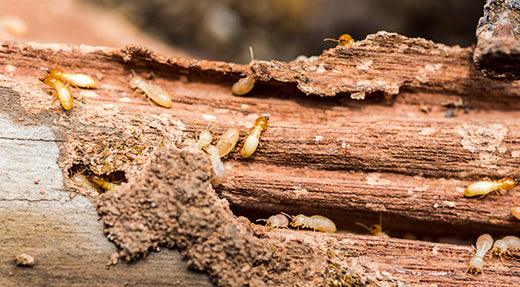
256 218 267 223
249 46 255 63
323 38 339 43
130 69 137 77
280 212 293 220
204 121 212 131
355 222 373 233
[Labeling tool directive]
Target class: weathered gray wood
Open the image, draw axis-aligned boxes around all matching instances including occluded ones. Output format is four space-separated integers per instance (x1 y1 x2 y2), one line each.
0 113 212 287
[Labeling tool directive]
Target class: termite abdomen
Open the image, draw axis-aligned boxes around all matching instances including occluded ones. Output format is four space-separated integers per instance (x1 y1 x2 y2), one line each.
43 76 73 111
129 75 173 108
216 128 240 158
49 68 97 89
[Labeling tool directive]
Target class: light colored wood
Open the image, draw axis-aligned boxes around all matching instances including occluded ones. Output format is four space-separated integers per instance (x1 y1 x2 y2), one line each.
0 114 212 287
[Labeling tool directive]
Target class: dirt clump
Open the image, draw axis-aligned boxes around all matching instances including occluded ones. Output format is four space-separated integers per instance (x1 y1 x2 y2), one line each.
15 253 35 267
96 145 401 286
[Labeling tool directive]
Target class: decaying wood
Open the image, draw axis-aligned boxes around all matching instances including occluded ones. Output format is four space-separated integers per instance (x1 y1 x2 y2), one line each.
0 32 519 286
474 0 520 79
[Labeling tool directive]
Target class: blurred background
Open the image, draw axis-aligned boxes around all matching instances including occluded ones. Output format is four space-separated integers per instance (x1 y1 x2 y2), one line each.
0 0 484 62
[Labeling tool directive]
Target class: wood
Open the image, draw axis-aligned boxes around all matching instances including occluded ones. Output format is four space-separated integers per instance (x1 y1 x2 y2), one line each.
0 32 519 286
474 0 520 79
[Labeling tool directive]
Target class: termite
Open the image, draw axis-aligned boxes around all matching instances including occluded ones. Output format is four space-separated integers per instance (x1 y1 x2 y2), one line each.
231 47 255 96
239 115 269 158
205 144 225 187
216 128 240 158
43 75 73 111
467 234 493 274
492 235 520 257
128 71 173 108
512 206 520 220
463 177 517 198
356 214 389 238
256 213 289 229
284 213 337 233
49 68 97 89
70 172 96 193
323 34 355 47
196 129 213 150
90 175 118 192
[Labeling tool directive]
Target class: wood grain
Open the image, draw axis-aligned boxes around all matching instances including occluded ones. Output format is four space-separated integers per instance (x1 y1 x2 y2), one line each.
0 33 519 286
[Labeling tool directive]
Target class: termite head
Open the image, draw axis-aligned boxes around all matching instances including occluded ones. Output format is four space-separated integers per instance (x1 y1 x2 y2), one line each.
498 177 517 190
338 34 354 46
324 34 355 47
257 214 289 228
492 240 508 257
128 75 143 90
43 74 58 86
467 256 484 274
356 222 382 236
254 115 269 131
289 214 307 228
48 68 65 79
197 130 213 150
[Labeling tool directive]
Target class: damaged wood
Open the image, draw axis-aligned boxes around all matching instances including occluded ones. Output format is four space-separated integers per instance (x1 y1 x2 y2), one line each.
98 146 520 287
0 32 519 286
474 0 520 79
252 31 520 98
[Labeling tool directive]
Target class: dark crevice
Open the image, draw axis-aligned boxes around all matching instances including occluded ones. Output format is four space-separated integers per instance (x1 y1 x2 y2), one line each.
68 164 127 193
229 201 519 247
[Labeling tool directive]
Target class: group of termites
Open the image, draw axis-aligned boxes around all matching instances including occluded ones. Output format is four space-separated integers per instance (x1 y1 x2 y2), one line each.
194 115 269 186
467 234 520 274
41 35 520 276
43 68 174 110
463 177 520 274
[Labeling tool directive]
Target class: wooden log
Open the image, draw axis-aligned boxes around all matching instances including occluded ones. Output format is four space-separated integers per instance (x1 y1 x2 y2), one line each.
0 32 519 286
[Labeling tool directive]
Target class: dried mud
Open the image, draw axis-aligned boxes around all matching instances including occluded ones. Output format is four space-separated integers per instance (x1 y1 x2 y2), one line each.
97 146 400 287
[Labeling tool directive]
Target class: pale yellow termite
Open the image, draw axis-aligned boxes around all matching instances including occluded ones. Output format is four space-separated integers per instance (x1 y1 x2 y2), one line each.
284 213 337 233
43 75 73 111
511 206 520 220
239 115 269 158
129 72 173 108
356 214 389 238
216 128 240 158
205 144 225 187
90 175 118 192
467 234 493 274
492 235 520 257
231 47 255 96
70 172 97 194
463 177 517 198
196 129 213 150
256 213 289 228
49 68 97 88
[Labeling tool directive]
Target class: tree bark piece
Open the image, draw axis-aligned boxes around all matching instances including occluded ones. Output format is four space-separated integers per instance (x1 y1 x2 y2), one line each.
474 0 520 79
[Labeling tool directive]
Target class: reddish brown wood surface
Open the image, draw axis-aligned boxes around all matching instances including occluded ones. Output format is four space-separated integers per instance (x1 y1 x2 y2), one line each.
0 32 519 286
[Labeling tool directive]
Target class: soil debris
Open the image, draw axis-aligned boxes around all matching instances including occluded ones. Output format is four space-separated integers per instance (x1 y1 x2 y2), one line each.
97 146 400 286
15 253 35 267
